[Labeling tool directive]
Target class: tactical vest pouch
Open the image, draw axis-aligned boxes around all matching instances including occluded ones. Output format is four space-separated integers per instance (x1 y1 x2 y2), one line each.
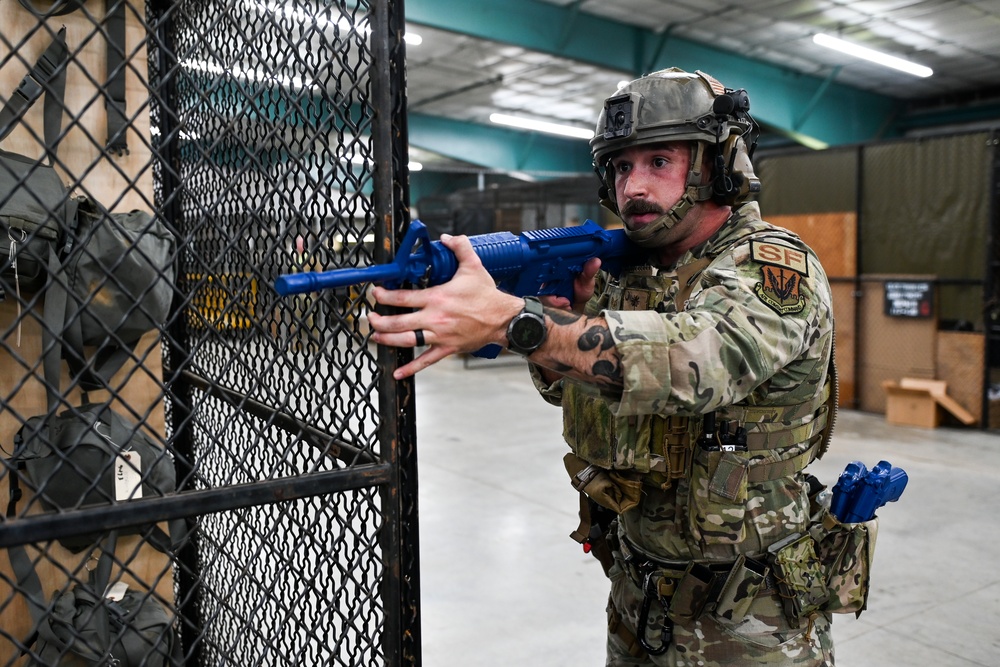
688 448 747 545
564 452 641 515
767 532 828 627
808 507 878 616
666 562 715 624
712 554 769 625
562 382 654 472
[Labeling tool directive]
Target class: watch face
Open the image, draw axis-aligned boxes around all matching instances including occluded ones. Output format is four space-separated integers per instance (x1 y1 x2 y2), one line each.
511 313 546 350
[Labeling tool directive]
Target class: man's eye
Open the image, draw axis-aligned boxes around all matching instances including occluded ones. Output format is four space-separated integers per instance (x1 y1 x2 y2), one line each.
615 162 631 174
652 157 669 167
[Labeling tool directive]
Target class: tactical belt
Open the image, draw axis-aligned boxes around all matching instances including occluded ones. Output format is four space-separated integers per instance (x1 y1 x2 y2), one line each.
613 533 776 656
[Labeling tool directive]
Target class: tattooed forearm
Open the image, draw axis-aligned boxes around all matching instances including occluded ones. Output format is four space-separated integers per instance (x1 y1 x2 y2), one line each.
532 306 623 389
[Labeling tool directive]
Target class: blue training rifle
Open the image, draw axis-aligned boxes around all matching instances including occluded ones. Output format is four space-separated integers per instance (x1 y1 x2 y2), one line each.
274 219 638 357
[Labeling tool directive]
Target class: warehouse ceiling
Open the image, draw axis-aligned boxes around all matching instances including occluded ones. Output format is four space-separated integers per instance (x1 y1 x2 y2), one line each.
401 0 1000 176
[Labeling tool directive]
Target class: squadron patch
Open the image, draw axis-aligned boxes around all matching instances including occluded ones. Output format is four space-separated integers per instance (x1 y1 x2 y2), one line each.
622 288 651 311
750 240 808 315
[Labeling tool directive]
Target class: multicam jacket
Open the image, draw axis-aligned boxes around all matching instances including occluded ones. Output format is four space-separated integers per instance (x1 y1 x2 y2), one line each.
534 202 835 564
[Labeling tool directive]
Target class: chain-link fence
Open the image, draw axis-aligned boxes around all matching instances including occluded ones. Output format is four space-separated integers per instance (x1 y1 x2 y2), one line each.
1 0 417 665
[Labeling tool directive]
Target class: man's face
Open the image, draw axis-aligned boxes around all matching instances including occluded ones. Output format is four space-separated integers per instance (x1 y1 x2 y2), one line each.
609 142 691 231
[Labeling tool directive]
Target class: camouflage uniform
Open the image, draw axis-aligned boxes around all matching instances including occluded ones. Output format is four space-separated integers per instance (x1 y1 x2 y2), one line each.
533 202 836 666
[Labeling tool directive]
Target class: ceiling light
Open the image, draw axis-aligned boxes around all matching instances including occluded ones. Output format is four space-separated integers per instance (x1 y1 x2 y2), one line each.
489 113 594 139
812 33 932 78
254 2 420 45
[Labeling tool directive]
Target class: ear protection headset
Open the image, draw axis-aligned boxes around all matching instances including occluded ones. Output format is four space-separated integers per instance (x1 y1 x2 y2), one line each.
709 88 759 204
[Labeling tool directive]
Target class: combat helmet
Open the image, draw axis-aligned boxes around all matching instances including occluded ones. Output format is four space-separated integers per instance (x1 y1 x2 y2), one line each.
591 68 761 246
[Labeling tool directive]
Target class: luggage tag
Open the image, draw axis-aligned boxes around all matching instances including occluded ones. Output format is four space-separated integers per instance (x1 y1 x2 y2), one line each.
98 422 143 501
115 449 143 501
8 228 23 345
104 581 129 601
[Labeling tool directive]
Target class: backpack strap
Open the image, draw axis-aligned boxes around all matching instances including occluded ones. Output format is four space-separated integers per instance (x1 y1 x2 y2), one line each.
103 0 129 156
0 26 69 154
16 0 87 17
14 0 129 155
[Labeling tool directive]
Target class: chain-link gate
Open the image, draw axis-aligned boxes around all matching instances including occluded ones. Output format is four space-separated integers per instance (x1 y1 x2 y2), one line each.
1 0 418 664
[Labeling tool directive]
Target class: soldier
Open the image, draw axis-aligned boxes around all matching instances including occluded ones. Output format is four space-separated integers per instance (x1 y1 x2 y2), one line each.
369 68 837 665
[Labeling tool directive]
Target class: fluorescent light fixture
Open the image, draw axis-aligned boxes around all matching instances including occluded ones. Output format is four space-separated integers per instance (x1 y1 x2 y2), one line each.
181 58 318 90
255 2 420 45
408 161 423 171
813 33 932 78
489 113 594 139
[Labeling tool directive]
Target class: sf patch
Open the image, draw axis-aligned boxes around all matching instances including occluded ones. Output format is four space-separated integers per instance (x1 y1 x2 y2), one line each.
750 240 808 315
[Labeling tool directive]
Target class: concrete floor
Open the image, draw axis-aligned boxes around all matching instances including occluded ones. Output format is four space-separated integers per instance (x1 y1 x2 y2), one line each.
415 355 1000 666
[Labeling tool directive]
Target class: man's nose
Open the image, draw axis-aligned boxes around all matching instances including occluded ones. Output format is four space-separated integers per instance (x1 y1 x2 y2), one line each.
622 167 649 199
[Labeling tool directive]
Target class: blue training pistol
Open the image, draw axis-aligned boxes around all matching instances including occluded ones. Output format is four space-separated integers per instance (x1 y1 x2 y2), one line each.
830 460 908 523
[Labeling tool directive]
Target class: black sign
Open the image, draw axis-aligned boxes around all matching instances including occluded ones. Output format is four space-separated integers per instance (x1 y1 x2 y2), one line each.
884 281 933 318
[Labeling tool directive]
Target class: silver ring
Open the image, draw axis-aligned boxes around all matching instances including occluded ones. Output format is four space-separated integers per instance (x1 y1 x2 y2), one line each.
414 329 425 347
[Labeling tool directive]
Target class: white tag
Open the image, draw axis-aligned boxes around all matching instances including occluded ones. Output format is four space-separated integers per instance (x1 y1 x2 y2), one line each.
104 581 129 602
114 451 143 501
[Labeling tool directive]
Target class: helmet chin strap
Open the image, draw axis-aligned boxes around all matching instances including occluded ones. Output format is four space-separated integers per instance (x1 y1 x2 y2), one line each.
622 142 713 248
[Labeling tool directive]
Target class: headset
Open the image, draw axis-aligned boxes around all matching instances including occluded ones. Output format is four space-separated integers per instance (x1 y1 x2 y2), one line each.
709 87 760 204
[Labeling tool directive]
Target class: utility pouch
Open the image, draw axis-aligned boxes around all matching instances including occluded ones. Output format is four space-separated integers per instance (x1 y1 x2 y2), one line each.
713 555 769 624
666 562 715 624
767 532 828 627
808 507 878 616
564 452 641 515
689 448 747 545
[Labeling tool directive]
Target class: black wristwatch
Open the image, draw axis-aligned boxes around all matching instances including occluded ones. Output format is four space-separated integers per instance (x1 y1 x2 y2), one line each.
506 297 547 356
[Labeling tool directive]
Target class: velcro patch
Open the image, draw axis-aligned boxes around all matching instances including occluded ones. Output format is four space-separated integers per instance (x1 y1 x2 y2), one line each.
750 241 808 315
750 241 809 275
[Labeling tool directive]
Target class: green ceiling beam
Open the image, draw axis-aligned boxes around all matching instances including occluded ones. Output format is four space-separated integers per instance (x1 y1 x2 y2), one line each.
405 0 903 149
408 112 593 174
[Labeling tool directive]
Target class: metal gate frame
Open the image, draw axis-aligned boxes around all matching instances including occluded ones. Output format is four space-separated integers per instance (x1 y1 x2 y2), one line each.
0 0 420 664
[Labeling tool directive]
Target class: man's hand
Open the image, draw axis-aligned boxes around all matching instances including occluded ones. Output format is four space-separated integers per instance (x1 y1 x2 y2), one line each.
538 257 601 313
369 234 523 379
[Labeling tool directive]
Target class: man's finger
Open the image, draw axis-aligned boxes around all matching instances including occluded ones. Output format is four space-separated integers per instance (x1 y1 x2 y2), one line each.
393 345 455 379
368 310 423 334
440 234 483 269
372 285 426 308
581 257 602 280
539 295 571 309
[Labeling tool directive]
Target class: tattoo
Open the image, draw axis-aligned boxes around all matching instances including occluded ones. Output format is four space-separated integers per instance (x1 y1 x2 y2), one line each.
546 307 581 326
536 305 623 388
592 359 623 384
578 325 615 352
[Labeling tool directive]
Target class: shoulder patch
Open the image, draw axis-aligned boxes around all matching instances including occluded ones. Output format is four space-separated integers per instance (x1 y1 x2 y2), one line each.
750 240 808 315
750 240 809 275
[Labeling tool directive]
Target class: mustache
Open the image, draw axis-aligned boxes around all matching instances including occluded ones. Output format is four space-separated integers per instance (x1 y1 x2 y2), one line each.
620 199 665 218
